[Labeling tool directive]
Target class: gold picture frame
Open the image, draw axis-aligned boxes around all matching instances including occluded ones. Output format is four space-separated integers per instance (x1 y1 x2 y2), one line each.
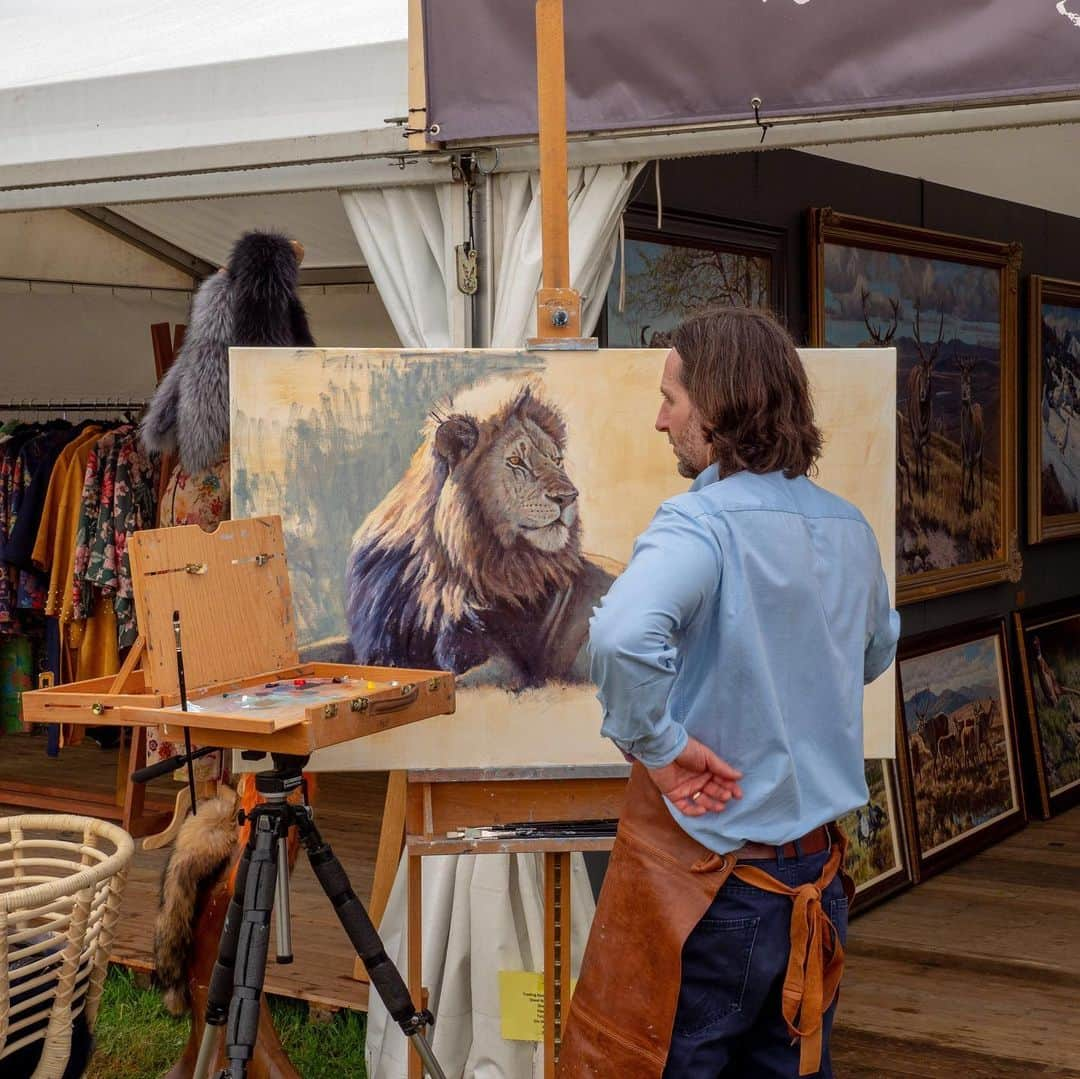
809 208 1021 605
1028 275 1080 544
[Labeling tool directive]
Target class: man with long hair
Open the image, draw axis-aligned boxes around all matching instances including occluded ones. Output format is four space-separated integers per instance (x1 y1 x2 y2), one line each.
562 308 899 1078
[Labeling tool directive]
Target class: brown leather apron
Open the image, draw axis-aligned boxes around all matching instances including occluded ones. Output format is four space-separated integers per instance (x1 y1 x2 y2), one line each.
560 763 852 1079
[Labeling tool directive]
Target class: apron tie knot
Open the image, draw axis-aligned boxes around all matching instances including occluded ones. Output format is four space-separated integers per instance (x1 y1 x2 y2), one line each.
731 842 845 1076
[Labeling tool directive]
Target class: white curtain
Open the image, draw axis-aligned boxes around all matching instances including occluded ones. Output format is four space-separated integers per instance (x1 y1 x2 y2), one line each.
366 853 595 1079
340 184 463 348
490 162 645 347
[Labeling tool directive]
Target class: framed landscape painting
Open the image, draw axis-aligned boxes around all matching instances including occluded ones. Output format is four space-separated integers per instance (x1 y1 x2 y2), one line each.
604 210 786 347
1028 276 1080 543
1014 600 1080 817
810 209 1022 604
895 619 1025 879
837 758 911 913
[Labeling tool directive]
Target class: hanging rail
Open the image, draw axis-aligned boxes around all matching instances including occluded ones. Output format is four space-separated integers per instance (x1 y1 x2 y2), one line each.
0 399 147 412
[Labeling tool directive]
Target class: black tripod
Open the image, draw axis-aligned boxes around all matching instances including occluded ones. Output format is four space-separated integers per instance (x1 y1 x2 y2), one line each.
184 753 446 1079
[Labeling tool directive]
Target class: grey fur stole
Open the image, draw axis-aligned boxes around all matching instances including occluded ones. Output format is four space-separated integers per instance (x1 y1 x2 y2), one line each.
140 269 233 475
140 230 315 475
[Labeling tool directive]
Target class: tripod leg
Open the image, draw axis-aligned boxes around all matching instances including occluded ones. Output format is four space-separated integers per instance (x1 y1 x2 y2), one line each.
222 812 283 1079
192 823 257 1079
292 808 447 1079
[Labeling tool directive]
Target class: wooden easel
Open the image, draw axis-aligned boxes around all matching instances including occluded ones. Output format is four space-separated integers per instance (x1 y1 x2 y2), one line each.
403 768 628 1079
387 5 615 1076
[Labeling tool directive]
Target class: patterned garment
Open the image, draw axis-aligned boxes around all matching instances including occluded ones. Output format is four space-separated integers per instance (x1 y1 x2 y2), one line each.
110 432 158 648
160 459 230 530
70 426 132 623
146 455 231 781
0 428 43 631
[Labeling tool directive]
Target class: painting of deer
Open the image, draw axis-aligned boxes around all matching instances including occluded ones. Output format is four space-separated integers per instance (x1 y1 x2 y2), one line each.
907 297 943 497
957 356 985 513
816 220 1013 591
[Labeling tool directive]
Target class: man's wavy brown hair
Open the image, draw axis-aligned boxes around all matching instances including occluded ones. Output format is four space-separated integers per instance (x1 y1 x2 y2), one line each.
671 307 822 479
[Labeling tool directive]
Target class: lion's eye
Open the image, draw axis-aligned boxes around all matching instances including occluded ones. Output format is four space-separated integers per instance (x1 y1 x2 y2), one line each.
507 455 524 467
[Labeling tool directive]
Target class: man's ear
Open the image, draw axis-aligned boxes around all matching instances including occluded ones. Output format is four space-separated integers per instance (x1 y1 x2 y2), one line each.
434 414 480 470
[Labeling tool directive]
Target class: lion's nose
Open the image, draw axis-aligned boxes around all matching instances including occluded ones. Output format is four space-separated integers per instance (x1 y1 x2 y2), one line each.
546 485 578 508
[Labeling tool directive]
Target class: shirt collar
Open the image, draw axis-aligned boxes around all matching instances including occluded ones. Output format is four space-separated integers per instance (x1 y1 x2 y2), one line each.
690 462 721 491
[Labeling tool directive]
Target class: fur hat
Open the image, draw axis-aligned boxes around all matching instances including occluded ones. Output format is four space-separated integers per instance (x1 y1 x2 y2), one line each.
140 230 315 474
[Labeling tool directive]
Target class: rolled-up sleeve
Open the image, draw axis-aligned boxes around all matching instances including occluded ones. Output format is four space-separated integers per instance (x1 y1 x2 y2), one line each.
589 504 722 768
864 563 900 684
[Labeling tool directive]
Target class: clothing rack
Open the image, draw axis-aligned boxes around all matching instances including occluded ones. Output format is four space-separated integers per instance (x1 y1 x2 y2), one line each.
0 399 146 413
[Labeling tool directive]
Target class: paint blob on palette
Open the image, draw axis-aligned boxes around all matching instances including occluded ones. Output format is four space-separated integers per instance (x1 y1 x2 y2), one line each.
164 676 389 719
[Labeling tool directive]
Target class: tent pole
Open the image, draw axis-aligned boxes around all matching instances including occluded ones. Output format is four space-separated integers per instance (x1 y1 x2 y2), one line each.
528 0 596 350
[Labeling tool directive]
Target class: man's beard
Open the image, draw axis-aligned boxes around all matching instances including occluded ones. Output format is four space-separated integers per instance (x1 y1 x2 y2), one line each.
676 456 698 479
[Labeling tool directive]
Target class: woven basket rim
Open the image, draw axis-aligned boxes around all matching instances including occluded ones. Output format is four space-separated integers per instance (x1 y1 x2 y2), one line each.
0 814 134 914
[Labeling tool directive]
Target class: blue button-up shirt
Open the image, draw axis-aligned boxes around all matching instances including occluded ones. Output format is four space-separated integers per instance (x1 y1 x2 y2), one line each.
589 465 900 854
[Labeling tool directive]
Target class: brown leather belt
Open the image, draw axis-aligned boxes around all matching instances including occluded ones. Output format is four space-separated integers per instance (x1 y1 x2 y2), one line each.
736 824 831 862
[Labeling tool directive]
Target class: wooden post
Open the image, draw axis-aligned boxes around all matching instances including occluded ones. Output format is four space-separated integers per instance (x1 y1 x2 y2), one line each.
407 0 431 153
528 0 595 350
544 851 574 1077
352 769 408 984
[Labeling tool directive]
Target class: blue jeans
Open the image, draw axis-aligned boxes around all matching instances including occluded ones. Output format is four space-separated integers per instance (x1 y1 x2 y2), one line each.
663 846 848 1078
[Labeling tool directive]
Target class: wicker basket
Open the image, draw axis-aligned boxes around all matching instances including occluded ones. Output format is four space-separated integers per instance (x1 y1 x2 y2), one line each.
1 814 134 1078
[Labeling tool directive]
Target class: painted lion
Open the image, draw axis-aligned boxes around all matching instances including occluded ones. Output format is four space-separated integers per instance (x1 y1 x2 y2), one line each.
345 383 616 690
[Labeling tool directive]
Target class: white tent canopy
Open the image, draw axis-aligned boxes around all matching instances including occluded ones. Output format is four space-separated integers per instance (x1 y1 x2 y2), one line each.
1 0 411 192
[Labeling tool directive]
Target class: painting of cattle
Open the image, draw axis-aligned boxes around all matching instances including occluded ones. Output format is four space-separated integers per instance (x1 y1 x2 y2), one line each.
1028 276 1080 544
896 620 1025 877
1015 601 1080 817
838 758 911 911
810 209 1020 605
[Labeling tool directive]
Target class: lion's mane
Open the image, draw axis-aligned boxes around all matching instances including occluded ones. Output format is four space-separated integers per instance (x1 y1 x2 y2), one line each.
346 384 590 677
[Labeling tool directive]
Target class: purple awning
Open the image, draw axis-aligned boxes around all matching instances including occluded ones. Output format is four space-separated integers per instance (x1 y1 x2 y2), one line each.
422 0 1080 143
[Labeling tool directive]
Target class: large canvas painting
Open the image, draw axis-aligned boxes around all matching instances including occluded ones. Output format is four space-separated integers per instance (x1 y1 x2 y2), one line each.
1014 601 1080 817
810 209 1021 605
605 212 785 347
837 758 911 912
231 347 895 770
896 620 1025 878
1028 276 1080 543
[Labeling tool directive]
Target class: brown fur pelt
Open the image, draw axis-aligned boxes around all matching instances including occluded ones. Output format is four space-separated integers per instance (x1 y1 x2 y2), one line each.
153 790 240 1016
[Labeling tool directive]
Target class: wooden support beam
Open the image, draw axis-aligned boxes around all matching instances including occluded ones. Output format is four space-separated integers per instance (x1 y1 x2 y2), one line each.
529 0 594 350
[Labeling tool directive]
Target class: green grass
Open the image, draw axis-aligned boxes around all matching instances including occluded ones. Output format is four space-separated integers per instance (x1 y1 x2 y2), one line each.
87 967 367 1079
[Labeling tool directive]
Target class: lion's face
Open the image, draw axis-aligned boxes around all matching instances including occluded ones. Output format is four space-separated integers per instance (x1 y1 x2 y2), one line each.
478 413 578 553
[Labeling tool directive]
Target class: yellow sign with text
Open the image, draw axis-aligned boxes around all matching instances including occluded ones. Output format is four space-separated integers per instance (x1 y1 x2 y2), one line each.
499 971 578 1042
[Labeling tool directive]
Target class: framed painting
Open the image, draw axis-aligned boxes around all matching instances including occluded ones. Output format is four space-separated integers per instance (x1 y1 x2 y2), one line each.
837 758 911 914
230 345 896 769
1028 276 1080 543
1014 599 1080 817
603 210 786 347
809 208 1022 605
895 619 1026 880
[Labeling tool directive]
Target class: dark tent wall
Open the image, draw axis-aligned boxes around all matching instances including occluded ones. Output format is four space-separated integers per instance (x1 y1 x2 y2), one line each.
621 147 1080 639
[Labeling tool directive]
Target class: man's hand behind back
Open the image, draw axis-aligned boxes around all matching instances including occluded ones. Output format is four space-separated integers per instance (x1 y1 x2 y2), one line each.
648 736 744 817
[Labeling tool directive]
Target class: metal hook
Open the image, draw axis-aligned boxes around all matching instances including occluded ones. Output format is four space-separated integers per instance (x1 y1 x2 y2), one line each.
471 146 500 176
750 96 771 144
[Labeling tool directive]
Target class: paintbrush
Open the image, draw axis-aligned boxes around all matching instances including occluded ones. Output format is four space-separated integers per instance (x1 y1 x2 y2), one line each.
173 609 198 817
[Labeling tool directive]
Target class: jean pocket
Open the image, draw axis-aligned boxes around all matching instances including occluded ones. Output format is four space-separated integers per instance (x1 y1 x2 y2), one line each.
827 896 849 949
673 915 759 1036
